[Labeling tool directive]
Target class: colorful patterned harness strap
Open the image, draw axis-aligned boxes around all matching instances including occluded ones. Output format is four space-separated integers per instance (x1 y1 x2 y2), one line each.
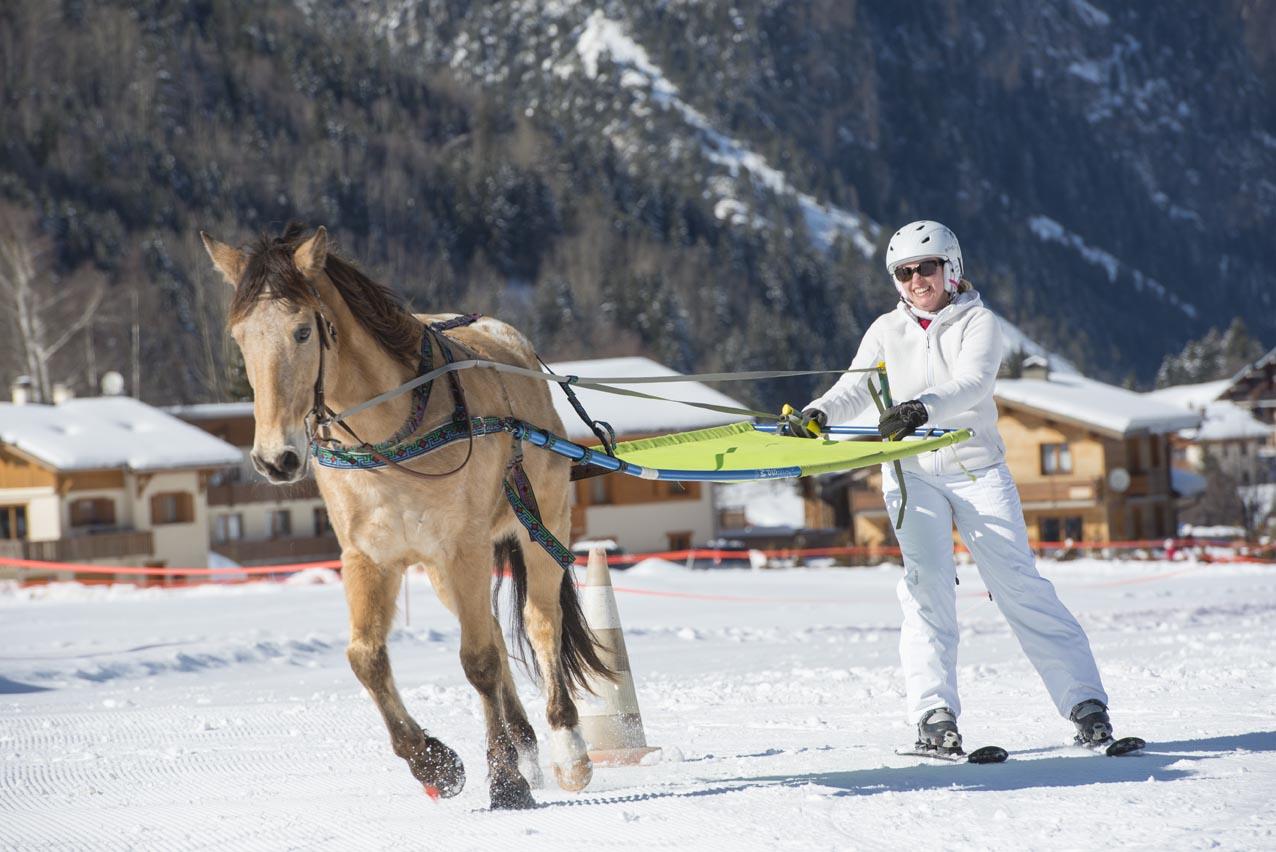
311 314 576 571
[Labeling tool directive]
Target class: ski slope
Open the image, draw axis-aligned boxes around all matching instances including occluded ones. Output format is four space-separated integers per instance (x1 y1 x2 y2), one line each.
3 558 1275 850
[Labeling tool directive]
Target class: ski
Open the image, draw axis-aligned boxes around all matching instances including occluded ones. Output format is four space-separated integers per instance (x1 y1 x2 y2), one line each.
895 744 1008 764
1077 736 1145 756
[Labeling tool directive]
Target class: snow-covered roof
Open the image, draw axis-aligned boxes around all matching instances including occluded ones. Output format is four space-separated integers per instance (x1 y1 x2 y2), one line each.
1182 401 1274 442
164 402 254 420
1143 379 1231 410
1145 382 1274 442
0 397 243 473
994 373 1200 437
1228 344 1276 384
545 356 751 441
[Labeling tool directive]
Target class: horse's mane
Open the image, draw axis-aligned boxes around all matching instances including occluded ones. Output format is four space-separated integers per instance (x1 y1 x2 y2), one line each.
228 222 420 368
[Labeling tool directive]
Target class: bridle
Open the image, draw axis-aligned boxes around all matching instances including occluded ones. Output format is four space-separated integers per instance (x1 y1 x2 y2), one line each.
303 307 339 446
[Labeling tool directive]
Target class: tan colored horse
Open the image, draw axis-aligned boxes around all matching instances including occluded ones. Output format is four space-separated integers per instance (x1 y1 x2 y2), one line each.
201 223 611 809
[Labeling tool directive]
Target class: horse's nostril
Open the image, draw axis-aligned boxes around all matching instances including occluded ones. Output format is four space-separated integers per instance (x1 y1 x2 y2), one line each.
279 449 301 475
250 452 271 477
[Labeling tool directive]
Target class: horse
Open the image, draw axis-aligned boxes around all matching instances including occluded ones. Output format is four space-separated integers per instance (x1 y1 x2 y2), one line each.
200 223 613 809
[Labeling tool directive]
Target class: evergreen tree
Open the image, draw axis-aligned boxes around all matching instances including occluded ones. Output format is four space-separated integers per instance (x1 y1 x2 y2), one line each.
1154 318 1267 388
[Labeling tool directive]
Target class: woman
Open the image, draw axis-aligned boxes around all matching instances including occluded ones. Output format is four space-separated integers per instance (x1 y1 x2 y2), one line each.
784 220 1115 753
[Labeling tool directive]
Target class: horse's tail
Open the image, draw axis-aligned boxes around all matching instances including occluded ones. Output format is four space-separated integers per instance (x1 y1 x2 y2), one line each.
492 536 616 694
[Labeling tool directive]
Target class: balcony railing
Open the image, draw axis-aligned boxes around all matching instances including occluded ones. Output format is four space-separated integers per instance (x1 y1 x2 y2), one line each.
207 479 321 506
210 533 340 566
1016 477 1103 505
4 530 155 563
850 489 886 513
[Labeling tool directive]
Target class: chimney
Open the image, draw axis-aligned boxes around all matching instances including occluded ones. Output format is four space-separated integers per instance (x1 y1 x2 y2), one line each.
11 376 33 405
100 371 125 396
1021 355 1050 381
52 383 75 404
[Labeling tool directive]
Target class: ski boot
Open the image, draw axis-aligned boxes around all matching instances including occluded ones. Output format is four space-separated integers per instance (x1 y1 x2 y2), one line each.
916 707 963 754
1069 699 1113 746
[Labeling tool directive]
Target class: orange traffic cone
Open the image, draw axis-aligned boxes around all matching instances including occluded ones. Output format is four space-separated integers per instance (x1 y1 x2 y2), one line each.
577 545 660 766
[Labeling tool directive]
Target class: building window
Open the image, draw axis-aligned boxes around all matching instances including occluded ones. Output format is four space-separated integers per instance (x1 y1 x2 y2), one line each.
667 531 692 551
589 475 611 505
269 509 292 538
213 513 244 543
1040 517 1062 542
1064 516 1083 541
0 505 27 540
69 498 116 528
1126 439 1144 472
314 507 332 536
1040 443 1072 475
150 492 194 525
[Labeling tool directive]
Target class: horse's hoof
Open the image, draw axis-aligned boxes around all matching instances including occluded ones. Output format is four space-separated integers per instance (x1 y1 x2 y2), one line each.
552 756 593 793
490 774 537 810
409 738 465 798
517 748 545 790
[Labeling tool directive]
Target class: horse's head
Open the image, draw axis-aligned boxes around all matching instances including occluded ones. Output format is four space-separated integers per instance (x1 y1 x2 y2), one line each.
201 225 333 484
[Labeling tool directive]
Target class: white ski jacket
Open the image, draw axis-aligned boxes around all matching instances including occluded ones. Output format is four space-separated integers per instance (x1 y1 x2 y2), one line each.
808 290 1006 477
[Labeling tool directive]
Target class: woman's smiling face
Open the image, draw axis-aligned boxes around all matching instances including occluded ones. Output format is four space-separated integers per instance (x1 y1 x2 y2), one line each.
894 257 949 312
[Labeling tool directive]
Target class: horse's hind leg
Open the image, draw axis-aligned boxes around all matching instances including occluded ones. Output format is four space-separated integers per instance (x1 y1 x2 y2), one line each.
343 552 465 798
455 550 536 809
521 541 604 792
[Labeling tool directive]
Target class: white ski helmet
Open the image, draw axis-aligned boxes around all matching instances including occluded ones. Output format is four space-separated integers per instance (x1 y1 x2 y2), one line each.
885 220 964 301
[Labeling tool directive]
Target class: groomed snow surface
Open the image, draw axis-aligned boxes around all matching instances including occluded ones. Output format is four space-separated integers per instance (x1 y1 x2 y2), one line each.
3 559 1275 851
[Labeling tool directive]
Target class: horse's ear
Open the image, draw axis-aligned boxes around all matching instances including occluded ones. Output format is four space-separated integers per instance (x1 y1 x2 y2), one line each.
200 231 246 289
293 226 328 278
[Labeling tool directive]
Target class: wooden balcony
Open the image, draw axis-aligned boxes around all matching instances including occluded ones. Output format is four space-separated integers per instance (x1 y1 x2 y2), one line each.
1016 477 1103 505
207 479 321 506
211 533 340 566
7 530 155 563
850 488 886 513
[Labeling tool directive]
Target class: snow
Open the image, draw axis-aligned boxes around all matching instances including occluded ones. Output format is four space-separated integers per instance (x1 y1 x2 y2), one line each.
3 559 1276 849
0 397 243 472
1143 379 1231 411
1146 383 1275 442
716 479 805 528
1185 402 1275 443
1026 215 1198 319
996 373 1201 437
992 313 1080 375
561 11 879 256
163 401 255 421
1241 483 1276 522
1070 0 1112 27
545 356 754 441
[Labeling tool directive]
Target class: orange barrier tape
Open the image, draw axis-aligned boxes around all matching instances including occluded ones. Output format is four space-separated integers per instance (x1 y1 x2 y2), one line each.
2 537 1272 581
0 555 340 576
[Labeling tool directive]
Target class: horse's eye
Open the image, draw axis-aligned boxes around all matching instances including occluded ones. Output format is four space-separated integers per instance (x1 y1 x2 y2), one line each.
294 326 312 343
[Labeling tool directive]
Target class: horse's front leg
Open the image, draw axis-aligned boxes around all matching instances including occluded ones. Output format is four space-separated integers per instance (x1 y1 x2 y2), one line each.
455 556 537 809
343 552 465 798
491 615 545 789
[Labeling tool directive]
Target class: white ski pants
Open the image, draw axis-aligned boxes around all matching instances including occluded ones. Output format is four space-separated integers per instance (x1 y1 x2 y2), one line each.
882 462 1107 723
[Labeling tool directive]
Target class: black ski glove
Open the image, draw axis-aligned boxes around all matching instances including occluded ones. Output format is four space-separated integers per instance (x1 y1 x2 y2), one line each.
878 400 928 439
779 407 827 439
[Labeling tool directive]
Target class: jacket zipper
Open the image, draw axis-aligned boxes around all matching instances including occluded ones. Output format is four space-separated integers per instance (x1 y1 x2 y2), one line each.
926 319 940 476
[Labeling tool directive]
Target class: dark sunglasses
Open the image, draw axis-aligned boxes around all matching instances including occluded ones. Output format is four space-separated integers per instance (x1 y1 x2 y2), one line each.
893 259 943 283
